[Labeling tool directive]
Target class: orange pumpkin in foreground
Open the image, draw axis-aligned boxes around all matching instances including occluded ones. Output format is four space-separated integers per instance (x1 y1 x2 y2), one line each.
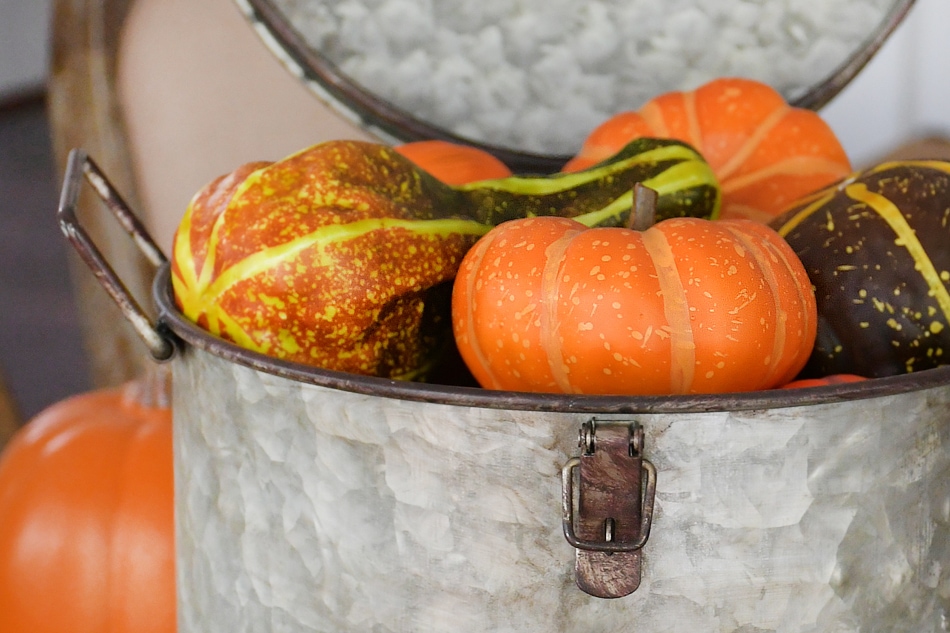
563 77 852 222
395 139 513 184
0 373 174 633
452 215 817 395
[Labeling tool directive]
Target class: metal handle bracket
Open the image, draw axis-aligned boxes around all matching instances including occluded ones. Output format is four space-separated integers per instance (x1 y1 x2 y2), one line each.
57 148 176 362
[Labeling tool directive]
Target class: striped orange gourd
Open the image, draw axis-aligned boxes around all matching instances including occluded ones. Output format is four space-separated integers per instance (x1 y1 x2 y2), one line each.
563 77 853 222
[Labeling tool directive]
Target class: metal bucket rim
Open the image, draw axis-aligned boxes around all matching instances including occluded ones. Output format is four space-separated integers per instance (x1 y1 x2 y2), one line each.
238 0 917 172
154 263 950 414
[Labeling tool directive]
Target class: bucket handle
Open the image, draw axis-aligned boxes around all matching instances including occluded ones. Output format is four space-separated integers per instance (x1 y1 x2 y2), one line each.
57 148 176 362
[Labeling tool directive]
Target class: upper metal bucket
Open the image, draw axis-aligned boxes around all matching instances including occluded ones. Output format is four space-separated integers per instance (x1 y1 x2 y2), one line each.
236 0 917 172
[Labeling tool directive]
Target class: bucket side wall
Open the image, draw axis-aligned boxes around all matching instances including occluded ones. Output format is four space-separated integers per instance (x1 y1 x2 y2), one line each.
172 346 950 633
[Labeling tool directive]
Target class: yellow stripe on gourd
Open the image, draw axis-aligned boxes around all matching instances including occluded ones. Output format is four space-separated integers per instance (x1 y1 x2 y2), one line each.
866 160 950 178
641 227 695 393
777 162 950 238
845 182 950 326
572 193 633 228
209 307 267 353
171 204 203 317
642 159 721 217
775 189 839 237
572 159 720 228
455 144 706 196
190 217 492 316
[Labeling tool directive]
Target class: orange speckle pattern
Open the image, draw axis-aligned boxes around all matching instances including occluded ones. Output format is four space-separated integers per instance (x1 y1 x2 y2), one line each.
171 140 487 379
453 215 817 395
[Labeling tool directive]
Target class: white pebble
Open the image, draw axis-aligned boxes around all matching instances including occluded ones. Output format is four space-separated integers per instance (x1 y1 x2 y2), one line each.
275 0 894 155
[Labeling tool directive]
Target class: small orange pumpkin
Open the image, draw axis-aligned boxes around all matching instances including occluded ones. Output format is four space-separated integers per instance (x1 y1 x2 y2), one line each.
452 214 817 395
780 374 867 389
563 77 852 222
395 139 513 184
0 371 174 633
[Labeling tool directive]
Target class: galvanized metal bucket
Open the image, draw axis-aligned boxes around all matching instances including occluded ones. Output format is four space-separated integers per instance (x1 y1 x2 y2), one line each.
60 151 950 632
236 0 917 172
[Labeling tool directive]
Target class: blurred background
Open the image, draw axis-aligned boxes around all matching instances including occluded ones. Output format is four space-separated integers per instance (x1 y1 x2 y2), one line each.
1 0 949 426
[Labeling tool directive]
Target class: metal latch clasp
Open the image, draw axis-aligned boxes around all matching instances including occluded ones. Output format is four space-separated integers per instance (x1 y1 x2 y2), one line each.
561 419 657 598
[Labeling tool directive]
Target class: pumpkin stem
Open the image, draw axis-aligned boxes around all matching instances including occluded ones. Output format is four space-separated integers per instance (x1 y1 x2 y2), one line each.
123 363 172 410
628 183 658 231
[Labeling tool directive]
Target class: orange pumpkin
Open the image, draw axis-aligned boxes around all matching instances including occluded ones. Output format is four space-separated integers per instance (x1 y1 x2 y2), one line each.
781 374 867 389
0 371 174 633
563 77 852 222
395 139 513 184
452 214 817 395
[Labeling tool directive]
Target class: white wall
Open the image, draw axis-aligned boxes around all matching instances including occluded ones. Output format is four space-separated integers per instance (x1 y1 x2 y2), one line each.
0 0 53 99
0 0 946 166
822 0 950 165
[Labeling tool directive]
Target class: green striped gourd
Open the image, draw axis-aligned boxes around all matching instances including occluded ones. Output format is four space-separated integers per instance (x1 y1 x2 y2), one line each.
770 161 950 378
172 139 719 379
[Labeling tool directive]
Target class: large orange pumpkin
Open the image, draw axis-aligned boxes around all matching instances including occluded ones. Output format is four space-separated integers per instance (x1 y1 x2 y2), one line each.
0 371 174 633
563 77 852 222
452 214 817 395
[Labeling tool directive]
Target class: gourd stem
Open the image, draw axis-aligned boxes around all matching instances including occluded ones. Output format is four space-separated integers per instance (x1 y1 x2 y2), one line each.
628 183 659 231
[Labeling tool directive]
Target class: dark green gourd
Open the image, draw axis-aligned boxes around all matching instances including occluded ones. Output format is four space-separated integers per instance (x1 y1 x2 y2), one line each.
771 161 950 378
452 137 721 226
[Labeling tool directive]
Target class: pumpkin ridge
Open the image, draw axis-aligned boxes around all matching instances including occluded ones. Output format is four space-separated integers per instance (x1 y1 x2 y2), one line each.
457 235 504 390
715 104 790 182
721 223 789 387
639 100 668 137
720 155 852 195
540 233 575 393
196 217 490 313
641 226 695 393
684 91 703 152
845 182 950 324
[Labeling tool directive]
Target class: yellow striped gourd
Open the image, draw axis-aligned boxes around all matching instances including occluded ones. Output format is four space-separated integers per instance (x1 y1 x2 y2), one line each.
771 161 950 378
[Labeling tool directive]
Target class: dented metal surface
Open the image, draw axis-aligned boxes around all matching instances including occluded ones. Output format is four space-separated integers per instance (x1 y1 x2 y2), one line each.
163 300 950 632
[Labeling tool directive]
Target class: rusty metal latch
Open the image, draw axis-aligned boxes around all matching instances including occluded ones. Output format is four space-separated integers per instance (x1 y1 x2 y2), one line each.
561 419 657 598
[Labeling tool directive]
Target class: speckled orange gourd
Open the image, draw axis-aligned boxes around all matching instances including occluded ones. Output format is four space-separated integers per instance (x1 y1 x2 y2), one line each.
452 215 817 395
771 161 950 378
563 77 853 223
171 141 489 379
